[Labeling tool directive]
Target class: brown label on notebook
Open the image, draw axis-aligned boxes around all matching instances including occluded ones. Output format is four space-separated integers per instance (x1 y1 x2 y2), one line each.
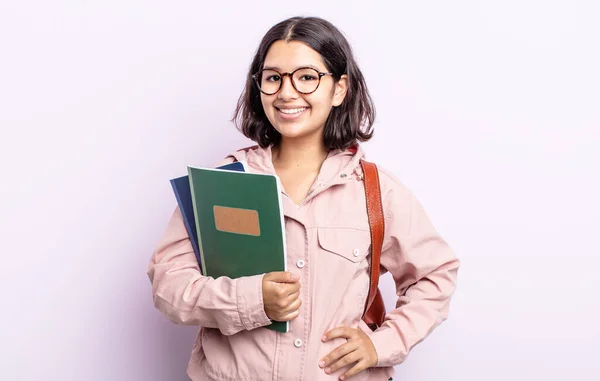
213 205 261 236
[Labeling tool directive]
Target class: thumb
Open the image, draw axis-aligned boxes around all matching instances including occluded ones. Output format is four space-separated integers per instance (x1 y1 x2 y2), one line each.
267 271 299 283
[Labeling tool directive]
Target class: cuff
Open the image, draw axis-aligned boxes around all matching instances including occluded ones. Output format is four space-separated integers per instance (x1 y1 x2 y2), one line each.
236 274 272 331
369 327 407 367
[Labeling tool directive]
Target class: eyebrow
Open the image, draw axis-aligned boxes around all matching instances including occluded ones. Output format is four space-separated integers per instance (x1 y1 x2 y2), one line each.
262 64 323 72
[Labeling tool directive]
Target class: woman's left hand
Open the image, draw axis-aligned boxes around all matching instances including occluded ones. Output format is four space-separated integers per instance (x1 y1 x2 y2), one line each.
319 327 378 380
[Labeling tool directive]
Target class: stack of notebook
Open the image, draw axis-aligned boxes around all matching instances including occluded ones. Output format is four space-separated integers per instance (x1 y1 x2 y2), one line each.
169 162 288 332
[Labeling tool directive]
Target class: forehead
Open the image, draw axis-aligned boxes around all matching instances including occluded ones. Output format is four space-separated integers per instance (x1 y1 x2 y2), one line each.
263 40 327 71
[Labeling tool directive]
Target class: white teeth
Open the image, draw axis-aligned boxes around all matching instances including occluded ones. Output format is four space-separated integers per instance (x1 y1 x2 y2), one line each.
278 107 306 115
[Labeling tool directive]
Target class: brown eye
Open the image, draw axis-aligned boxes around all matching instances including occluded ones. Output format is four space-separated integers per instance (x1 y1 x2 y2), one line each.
299 74 317 81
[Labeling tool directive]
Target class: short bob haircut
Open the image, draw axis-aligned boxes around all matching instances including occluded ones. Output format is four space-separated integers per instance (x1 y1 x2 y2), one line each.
233 16 376 151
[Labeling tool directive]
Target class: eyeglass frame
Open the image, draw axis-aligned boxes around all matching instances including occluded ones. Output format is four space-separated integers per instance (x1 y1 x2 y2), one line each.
251 67 334 95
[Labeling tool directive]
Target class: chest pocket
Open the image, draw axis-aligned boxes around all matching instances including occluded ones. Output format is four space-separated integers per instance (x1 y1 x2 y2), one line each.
317 227 372 263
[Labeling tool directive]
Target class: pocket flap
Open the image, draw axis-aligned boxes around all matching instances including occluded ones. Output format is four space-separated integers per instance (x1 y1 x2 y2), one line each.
317 227 372 263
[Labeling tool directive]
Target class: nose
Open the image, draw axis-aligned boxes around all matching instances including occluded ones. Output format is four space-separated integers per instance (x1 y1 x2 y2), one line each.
277 73 299 100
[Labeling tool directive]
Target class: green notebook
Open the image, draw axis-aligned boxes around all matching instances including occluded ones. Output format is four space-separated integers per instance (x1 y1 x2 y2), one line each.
187 165 288 333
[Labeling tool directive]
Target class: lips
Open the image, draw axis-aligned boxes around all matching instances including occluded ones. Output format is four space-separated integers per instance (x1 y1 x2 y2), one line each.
277 107 308 114
275 106 309 120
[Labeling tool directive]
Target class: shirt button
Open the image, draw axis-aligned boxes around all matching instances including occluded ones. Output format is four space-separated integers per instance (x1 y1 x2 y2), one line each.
294 338 303 348
340 173 347 178
353 248 360 257
296 259 305 268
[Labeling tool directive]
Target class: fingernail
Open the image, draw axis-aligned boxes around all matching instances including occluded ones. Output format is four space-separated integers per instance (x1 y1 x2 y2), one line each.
321 335 327 341
319 360 325 367
325 367 331 373
340 376 345 381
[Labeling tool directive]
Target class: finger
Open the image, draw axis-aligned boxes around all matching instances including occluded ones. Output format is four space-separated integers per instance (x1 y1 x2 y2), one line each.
322 327 356 342
340 359 369 381
266 271 299 283
278 308 300 321
281 296 302 314
272 282 300 300
283 281 301 295
276 291 299 309
274 281 300 298
285 290 300 302
325 347 361 374
319 341 358 368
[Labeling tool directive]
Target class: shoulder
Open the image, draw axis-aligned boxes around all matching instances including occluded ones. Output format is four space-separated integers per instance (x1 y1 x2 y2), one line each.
216 144 260 166
373 164 413 199
356 145 412 199
368 163 419 220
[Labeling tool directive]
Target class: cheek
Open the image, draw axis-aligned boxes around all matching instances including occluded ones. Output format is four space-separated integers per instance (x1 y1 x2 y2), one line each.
260 95 269 112
260 95 276 121
308 87 335 109
308 95 334 119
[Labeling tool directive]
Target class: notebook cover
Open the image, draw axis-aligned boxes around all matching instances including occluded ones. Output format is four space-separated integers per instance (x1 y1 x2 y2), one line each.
169 162 246 267
187 165 288 333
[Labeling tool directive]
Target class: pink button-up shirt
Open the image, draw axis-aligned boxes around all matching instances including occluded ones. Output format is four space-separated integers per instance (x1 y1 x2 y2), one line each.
147 144 459 381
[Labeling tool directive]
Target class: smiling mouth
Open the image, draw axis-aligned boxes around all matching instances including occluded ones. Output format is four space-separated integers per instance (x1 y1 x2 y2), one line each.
276 107 308 115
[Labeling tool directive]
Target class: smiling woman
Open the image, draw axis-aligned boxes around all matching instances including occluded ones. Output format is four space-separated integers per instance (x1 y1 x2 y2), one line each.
233 17 375 151
256 41 346 145
147 16 459 381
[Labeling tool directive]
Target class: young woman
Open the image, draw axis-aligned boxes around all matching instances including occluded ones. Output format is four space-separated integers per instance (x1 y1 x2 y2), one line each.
148 16 459 381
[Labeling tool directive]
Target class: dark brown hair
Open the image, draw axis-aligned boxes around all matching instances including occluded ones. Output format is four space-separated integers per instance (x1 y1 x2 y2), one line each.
232 16 376 150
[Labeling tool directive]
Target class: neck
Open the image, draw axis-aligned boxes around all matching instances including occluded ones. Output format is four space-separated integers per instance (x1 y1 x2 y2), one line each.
272 137 328 172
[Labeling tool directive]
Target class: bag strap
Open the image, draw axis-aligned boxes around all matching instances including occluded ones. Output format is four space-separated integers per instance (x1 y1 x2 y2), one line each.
360 159 385 317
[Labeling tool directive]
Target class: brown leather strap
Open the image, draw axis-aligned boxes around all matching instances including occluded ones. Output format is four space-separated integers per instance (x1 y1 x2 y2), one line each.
360 160 385 317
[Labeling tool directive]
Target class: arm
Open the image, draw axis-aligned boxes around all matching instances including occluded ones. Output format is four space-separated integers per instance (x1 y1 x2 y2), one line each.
147 206 272 335
369 173 460 367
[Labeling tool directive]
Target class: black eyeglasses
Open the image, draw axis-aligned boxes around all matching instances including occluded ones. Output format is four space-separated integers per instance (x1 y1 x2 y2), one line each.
252 67 333 95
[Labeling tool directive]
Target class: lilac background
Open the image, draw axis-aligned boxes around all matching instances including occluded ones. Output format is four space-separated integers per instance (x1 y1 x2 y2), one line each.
1 1 598 380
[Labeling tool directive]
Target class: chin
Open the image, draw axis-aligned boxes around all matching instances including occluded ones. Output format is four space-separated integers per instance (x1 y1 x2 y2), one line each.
273 125 322 141
267 109 325 141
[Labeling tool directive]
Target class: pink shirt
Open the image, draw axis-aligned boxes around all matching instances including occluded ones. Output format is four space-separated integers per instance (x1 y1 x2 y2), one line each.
147 144 459 381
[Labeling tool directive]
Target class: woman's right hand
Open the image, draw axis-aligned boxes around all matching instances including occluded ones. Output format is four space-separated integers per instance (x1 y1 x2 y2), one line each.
262 272 302 322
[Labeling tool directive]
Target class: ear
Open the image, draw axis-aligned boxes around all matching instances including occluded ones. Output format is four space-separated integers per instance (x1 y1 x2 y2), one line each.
332 74 348 107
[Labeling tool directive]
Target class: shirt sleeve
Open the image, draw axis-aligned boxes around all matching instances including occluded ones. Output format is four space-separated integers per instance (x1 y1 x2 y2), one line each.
368 170 460 367
147 206 272 335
